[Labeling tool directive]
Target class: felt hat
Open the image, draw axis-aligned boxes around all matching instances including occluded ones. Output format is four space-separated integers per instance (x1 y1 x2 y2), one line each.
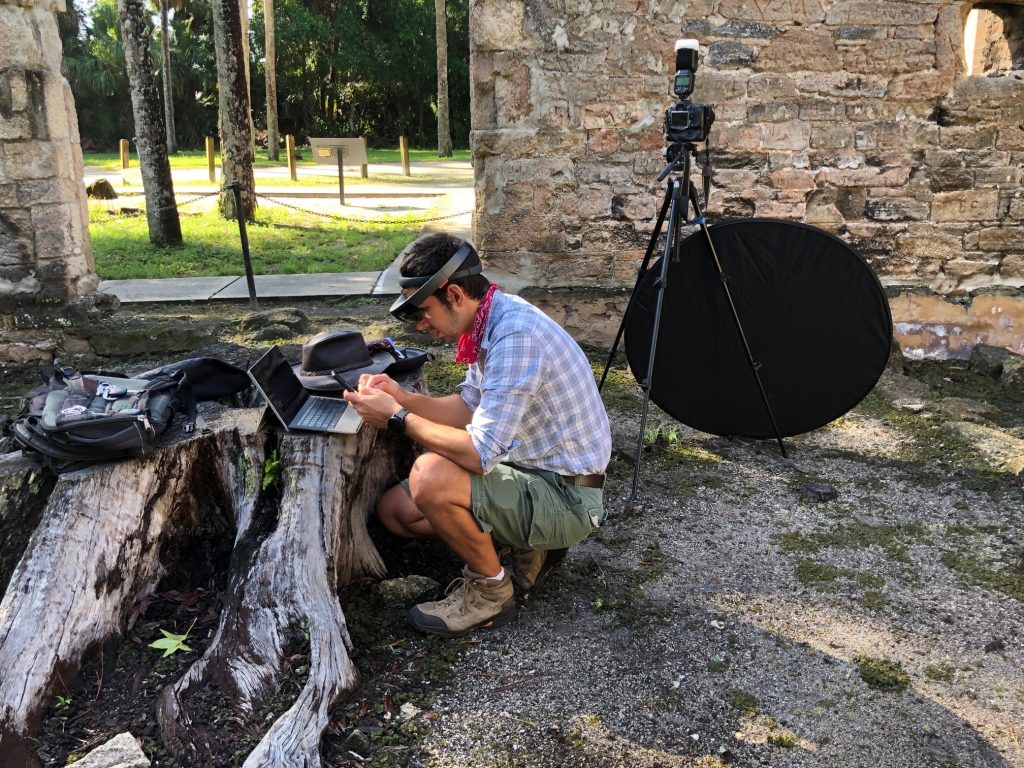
291 329 427 391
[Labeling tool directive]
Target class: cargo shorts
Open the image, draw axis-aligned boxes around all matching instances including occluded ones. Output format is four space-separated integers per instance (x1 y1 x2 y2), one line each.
403 462 605 551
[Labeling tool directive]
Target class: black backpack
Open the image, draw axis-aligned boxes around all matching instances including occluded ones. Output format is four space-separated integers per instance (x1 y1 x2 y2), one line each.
6 357 253 471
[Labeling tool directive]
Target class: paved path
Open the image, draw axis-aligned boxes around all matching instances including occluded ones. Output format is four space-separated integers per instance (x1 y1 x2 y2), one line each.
90 162 503 304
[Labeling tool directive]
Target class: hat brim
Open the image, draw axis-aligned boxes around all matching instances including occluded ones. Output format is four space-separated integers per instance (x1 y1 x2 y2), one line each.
292 347 429 391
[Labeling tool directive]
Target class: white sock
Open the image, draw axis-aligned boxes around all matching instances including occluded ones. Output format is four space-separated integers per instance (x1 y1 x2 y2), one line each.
469 566 505 581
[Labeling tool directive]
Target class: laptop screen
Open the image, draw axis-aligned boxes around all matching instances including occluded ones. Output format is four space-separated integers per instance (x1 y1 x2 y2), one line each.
249 346 307 423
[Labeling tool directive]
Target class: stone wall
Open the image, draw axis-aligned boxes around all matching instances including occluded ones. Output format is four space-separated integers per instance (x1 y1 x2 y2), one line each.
470 0 1024 354
0 0 96 310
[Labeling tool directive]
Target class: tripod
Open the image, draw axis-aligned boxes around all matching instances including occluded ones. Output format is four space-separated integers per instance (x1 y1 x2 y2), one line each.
599 141 787 503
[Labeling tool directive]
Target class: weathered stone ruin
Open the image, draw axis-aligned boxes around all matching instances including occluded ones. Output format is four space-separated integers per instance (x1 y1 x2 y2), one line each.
471 0 1024 358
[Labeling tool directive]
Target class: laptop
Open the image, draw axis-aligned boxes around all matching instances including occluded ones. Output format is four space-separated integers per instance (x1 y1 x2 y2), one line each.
248 346 363 435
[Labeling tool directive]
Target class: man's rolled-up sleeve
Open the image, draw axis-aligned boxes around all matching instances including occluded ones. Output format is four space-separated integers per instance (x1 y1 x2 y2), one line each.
465 330 541 473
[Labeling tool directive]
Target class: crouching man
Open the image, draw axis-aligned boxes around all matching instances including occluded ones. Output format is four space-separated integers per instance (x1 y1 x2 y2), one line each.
343 232 611 637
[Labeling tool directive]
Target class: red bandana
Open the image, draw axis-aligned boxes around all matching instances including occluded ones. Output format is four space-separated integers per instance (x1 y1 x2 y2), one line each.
455 284 499 364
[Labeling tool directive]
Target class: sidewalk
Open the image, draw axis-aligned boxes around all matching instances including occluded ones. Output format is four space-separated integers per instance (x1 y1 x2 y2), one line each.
91 162 528 305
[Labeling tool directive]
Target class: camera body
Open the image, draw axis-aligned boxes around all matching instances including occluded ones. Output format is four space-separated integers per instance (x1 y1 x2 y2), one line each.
664 101 715 144
664 39 715 144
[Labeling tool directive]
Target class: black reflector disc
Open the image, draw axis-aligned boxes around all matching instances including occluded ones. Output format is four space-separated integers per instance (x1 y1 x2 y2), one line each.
624 219 892 438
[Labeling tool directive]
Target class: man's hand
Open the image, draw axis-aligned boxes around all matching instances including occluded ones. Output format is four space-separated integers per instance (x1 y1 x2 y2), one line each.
358 373 404 401
343 387 400 428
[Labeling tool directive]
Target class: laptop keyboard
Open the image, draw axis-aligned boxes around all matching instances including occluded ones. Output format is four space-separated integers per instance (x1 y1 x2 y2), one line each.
293 397 347 429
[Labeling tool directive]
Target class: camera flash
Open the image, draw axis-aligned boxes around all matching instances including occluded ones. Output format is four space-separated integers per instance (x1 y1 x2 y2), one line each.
675 38 700 73
675 38 700 52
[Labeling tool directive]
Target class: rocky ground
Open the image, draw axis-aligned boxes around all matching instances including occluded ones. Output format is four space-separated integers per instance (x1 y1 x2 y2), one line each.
3 297 1023 768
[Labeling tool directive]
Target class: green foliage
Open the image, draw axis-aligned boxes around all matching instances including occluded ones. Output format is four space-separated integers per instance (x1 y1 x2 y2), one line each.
725 688 758 716
262 450 281 491
148 619 195 657
854 654 910 692
54 694 74 711
766 732 799 748
924 664 954 682
61 0 471 150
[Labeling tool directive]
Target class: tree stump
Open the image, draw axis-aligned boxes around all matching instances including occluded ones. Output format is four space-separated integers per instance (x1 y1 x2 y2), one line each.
0 399 417 766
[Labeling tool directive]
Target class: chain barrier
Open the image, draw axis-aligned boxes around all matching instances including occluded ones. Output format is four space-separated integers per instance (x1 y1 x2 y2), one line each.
253 191 472 226
89 189 221 224
89 188 471 227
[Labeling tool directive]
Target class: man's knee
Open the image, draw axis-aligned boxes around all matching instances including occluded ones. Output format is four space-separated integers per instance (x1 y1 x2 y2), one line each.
377 483 414 535
408 452 464 506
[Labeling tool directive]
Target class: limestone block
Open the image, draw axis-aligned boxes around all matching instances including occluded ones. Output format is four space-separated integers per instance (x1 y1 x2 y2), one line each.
707 40 756 68
71 732 150 768
494 64 532 126
0 139 57 181
934 3 961 79
41 72 69 141
799 99 845 121
836 26 887 41
747 73 798 100
887 70 954 100
865 197 930 221
841 39 935 74
755 200 806 218
470 52 497 129
937 125 996 150
757 28 839 72
825 0 936 26
815 165 911 187
15 178 81 207
999 254 1024 279
717 0 827 23
810 123 855 149
950 76 1024 105
943 256 999 279
0 8 41 71
996 121 1024 151
470 0 527 51
0 112 30 142
975 167 1022 187
769 168 815 192
896 228 963 262
713 19 781 38
855 121 938 152
932 190 1000 222
31 202 76 260
1009 195 1024 219
472 127 538 159
794 72 888 98
690 70 748 103
977 228 1019 251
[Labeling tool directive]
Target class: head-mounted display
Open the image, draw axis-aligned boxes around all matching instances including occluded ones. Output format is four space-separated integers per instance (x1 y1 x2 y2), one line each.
389 244 482 322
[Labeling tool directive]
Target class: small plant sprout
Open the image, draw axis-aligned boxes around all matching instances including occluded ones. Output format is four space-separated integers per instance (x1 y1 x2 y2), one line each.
262 450 281 490
54 694 73 711
149 618 197 657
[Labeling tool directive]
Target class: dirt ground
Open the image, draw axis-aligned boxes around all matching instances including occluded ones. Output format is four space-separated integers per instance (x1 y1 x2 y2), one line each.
4 298 1023 768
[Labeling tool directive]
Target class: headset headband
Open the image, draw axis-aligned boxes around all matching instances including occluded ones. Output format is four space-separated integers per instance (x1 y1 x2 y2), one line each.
389 244 479 320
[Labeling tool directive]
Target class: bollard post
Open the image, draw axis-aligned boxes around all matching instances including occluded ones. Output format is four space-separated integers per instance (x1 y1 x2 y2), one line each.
360 137 368 179
205 137 216 183
399 136 410 177
336 146 345 206
286 135 297 181
120 139 130 169
228 181 259 309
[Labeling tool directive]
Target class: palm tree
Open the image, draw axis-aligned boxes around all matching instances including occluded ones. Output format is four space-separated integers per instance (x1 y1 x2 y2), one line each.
263 0 279 160
212 0 256 219
434 0 452 156
117 0 182 245
158 0 177 153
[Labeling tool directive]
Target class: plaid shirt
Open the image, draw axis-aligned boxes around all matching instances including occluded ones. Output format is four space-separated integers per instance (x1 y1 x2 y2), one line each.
459 291 612 475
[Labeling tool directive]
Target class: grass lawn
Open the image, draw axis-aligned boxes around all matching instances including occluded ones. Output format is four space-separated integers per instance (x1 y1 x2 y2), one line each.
83 148 471 172
89 202 421 280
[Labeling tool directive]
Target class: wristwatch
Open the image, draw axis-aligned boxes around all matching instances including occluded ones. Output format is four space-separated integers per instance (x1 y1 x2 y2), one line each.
387 407 410 435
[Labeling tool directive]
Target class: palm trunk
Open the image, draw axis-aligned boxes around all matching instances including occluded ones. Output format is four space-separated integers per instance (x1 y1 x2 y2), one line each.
434 0 452 156
213 0 256 220
263 0 279 160
159 0 177 154
117 0 182 245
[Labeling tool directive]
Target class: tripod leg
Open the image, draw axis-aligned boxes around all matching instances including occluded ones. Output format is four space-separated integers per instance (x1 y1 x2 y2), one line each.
599 184 673 392
687 182 788 458
629 179 687 502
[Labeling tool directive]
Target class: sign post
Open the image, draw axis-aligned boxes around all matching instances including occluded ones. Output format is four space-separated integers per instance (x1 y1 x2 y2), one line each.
309 138 370 208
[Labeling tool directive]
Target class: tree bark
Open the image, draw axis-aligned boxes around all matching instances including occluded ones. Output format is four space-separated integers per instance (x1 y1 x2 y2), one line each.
213 0 256 220
159 0 177 155
239 0 256 155
434 0 452 157
0 401 419 766
117 0 182 245
263 0 279 160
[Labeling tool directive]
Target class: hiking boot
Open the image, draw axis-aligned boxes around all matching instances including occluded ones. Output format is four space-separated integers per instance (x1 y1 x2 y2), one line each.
407 566 516 637
510 547 568 594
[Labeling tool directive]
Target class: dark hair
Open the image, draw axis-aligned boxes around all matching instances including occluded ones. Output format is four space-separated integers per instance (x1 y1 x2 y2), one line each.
399 232 490 302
